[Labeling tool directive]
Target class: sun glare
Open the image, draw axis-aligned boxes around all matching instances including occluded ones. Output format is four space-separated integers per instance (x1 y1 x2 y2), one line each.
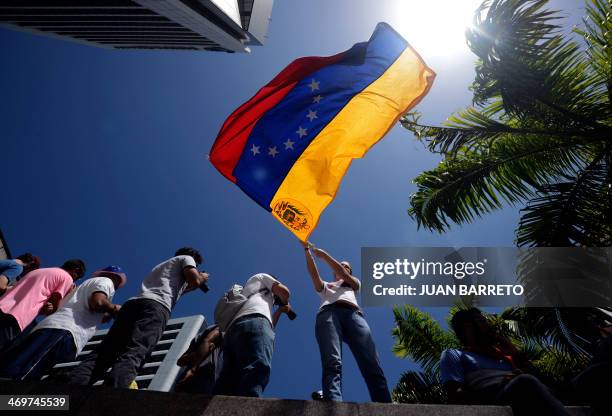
390 0 481 59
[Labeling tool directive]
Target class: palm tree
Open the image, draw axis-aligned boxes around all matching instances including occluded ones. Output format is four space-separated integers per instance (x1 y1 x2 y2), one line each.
391 304 593 403
391 305 456 403
399 0 611 372
402 0 611 247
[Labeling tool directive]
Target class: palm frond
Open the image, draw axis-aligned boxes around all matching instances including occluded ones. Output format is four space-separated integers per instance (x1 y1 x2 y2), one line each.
501 307 599 360
409 134 588 231
392 370 446 404
402 0 611 239
467 0 604 130
532 346 590 382
574 0 612 112
402 109 601 157
392 305 458 374
516 150 612 246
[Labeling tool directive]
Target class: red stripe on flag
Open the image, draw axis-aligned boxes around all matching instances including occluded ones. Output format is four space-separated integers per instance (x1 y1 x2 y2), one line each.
210 52 347 182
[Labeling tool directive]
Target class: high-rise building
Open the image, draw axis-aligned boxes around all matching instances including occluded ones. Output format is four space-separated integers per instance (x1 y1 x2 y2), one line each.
47 315 205 391
0 0 273 52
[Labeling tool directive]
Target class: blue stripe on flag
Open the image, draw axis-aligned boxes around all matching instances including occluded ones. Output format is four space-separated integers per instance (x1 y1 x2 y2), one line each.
232 23 407 209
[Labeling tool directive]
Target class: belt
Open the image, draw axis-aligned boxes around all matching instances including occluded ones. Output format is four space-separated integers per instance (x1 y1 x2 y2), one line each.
321 302 364 316
233 313 270 324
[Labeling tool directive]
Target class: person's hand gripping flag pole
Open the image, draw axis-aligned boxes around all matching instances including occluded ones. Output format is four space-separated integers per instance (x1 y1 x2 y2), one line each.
210 22 435 242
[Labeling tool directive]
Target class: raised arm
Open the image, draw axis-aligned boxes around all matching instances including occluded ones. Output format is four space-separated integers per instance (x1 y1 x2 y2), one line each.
271 281 291 305
495 333 537 373
272 304 292 328
312 247 360 290
303 243 324 292
183 267 208 290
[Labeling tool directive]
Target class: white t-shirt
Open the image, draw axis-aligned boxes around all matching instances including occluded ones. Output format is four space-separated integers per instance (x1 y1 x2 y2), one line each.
132 255 197 311
34 276 115 354
318 279 360 309
230 273 279 328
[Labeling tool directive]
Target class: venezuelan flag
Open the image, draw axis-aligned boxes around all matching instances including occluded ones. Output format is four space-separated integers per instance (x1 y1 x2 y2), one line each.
210 22 435 241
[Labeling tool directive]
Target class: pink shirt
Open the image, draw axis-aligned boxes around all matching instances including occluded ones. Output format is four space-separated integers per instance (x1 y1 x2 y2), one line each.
0 267 73 330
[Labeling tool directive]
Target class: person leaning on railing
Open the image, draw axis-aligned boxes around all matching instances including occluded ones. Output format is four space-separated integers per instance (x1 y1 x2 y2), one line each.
56 247 209 389
0 265 126 381
0 259 84 352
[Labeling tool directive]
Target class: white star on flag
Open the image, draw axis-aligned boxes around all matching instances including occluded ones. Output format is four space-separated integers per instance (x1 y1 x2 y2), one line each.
306 110 318 122
284 139 295 150
296 126 308 138
308 79 320 92
312 95 323 104
250 144 260 155
268 146 279 157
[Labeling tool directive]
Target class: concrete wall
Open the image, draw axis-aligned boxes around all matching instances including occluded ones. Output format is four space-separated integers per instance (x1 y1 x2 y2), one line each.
0 381 589 416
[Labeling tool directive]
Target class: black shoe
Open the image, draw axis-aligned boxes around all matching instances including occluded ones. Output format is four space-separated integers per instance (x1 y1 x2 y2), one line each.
311 390 324 401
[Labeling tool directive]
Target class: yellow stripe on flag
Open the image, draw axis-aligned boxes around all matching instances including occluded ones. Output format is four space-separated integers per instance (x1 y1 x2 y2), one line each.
270 46 435 241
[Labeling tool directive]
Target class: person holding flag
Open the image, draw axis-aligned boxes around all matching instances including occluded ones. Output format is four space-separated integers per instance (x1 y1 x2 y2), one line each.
303 243 392 403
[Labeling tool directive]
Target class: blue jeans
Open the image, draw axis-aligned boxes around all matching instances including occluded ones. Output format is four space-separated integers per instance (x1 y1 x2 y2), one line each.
0 328 76 381
214 314 275 397
315 304 391 402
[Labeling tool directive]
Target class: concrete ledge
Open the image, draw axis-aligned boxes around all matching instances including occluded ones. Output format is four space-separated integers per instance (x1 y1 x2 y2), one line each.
0 381 589 416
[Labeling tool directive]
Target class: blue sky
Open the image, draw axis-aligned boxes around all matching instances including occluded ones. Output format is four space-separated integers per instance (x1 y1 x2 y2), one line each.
0 0 583 402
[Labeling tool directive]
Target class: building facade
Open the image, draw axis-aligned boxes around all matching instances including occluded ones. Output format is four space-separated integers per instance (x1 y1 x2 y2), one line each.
0 229 11 261
0 0 273 52
47 315 205 391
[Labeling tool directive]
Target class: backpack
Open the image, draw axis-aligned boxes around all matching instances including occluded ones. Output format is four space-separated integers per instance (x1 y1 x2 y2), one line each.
214 284 269 332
